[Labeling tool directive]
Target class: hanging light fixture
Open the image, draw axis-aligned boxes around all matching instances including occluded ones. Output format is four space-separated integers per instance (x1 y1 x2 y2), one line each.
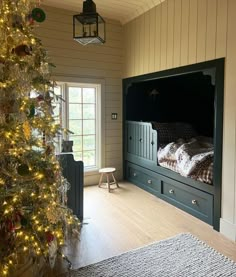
73 0 106 45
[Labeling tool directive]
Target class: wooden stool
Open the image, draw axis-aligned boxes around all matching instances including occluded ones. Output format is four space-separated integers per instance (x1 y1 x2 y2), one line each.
98 167 119 192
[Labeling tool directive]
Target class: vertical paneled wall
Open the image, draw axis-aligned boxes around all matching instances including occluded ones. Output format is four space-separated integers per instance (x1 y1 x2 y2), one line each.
124 0 236 241
124 0 227 76
36 6 124 185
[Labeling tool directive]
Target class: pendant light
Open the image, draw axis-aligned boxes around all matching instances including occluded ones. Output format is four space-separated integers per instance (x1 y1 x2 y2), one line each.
73 0 106 45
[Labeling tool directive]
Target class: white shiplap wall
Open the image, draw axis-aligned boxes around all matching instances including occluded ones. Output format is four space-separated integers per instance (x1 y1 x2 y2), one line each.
36 6 124 185
123 0 236 241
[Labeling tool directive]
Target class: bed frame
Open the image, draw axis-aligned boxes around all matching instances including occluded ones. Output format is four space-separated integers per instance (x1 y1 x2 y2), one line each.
125 120 215 225
123 59 224 230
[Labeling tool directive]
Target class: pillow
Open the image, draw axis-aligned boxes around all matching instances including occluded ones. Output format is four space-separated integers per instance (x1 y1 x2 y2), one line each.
175 122 198 140
152 122 197 143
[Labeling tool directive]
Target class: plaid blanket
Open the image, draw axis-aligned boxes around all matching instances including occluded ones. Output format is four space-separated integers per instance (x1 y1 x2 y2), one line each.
158 137 214 184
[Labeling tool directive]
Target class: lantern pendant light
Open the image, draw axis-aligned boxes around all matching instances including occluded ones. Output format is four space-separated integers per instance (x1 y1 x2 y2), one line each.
73 0 106 45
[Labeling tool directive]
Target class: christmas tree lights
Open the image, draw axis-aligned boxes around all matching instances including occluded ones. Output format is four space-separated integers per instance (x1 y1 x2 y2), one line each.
0 0 79 275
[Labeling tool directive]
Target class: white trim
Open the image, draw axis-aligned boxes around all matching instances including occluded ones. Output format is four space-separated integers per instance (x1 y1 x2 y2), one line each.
220 218 236 242
96 83 102 172
63 83 69 139
54 76 105 172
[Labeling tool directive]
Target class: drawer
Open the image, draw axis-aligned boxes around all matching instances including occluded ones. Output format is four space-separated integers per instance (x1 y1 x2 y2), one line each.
162 179 213 224
128 166 144 183
126 162 161 195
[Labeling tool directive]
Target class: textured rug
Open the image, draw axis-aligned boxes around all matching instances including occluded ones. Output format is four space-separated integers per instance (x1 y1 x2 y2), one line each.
69 233 236 277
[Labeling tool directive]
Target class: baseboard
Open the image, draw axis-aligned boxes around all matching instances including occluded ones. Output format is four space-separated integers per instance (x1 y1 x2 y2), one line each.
220 218 236 242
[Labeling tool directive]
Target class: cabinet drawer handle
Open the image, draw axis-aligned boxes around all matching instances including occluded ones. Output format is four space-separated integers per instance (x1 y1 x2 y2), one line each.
139 138 142 142
133 172 137 177
169 189 174 194
147 179 152 184
192 199 197 205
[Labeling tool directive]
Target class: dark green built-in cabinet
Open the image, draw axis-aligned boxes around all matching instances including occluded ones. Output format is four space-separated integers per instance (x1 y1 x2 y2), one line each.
59 154 84 221
123 58 224 230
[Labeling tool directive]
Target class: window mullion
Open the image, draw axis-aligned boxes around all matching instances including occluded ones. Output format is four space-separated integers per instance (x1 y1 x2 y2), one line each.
65 83 70 141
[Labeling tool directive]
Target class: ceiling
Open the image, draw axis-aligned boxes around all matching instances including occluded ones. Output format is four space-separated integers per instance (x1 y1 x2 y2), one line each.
42 0 166 25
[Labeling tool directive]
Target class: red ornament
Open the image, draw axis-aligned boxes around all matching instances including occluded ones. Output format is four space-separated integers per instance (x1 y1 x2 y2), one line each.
6 220 14 232
45 231 54 243
26 14 34 25
36 95 44 102
12 44 32 57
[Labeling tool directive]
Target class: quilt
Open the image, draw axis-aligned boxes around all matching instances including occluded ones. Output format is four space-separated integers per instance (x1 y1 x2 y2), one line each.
158 137 214 184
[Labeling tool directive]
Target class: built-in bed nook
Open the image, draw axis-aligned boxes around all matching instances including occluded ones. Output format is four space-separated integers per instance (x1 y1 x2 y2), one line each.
123 58 224 230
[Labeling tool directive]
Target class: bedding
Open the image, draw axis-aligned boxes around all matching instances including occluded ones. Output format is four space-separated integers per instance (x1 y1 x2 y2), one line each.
157 137 213 184
152 122 198 143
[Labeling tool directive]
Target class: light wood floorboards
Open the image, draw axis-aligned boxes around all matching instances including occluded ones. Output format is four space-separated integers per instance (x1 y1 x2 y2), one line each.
49 182 236 276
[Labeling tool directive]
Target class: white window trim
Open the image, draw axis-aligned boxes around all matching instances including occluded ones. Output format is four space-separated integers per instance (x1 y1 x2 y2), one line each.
54 75 105 175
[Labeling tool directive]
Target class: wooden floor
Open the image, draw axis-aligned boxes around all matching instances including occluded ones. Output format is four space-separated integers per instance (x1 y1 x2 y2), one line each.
49 182 236 276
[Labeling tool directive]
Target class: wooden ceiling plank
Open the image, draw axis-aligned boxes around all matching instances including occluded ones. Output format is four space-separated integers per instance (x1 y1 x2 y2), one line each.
43 0 166 24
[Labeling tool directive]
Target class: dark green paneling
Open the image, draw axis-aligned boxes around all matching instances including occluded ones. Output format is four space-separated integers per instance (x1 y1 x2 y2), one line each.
126 121 157 163
162 177 213 224
59 154 84 221
126 162 161 197
123 58 224 231
126 161 213 225
212 60 224 230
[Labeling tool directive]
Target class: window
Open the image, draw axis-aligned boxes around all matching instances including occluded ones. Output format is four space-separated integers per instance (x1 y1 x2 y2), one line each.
54 82 102 172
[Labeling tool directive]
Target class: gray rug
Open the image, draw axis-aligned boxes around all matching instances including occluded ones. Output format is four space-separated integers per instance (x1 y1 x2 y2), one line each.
69 233 236 276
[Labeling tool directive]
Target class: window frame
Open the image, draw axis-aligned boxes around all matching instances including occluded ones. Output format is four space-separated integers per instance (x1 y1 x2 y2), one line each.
55 77 105 174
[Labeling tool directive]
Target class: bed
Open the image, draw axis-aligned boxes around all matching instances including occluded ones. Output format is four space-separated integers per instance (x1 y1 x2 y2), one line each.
125 120 216 228
153 122 213 185
123 59 224 231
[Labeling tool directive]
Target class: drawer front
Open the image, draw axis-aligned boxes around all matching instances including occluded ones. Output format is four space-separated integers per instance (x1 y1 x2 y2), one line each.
162 180 213 224
128 166 144 183
126 162 161 195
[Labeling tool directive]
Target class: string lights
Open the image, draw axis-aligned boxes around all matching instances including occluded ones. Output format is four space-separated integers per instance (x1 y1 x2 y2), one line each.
0 0 80 275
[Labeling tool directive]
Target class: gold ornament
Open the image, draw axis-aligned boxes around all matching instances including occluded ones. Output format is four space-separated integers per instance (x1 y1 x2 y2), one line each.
23 120 31 140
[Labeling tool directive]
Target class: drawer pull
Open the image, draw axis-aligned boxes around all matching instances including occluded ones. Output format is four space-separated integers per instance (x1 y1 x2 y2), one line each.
192 199 197 205
133 173 137 177
139 138 142 142
169 189 174 194
147 179 152 184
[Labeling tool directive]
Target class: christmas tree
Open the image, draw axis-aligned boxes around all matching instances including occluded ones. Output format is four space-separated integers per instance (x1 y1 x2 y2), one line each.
0 0 79 275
